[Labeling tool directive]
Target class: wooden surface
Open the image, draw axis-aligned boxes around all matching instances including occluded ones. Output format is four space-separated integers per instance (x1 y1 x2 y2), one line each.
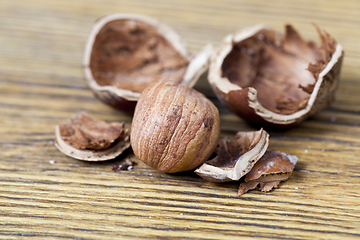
1 0 360 239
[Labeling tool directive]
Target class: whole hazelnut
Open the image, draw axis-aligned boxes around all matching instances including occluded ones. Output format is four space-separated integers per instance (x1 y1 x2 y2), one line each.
130 81 220 173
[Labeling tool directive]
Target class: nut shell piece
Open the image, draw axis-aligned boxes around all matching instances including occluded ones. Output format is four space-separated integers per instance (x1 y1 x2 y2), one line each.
237 149 298 195
55 112 130 161
130 81 220 173
83 13 213 110
208 24 343 127
195 129 269 182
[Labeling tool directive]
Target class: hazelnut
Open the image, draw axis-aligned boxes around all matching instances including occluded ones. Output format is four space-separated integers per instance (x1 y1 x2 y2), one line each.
237 149 298 195
83 13 213 111
130 81 220 173
208 24 343 127
195 129 269 182
55 112 130 161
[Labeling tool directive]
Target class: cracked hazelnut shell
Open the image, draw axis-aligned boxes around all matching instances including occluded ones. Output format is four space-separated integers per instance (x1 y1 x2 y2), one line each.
238 149 298 195
83 13 213 111
55 112 130 161
130 81 220 173
195 129 269 182
208 24 343 128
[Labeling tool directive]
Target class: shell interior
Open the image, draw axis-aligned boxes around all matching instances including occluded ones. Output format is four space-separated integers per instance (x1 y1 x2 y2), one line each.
54 112 130 161
83 14 213 102
209 24 343 125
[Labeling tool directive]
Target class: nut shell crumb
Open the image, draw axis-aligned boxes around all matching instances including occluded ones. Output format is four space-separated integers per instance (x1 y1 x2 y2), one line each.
112 158 138 171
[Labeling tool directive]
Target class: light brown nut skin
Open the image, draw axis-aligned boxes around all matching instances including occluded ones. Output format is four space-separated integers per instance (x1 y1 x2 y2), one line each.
130 81 220 173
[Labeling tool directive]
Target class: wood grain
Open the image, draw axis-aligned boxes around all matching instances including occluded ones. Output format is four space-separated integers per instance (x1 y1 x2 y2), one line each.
1 0 360 239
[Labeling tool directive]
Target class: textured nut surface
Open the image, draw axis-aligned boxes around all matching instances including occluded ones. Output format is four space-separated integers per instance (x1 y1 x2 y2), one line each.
130 81 220 173
209 24 343 127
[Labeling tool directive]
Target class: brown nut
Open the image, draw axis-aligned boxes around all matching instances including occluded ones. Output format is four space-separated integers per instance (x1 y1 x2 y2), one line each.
83 13 213 111
195 129 269 182
130 81 220 173
55 112 130 161
237 149 298 195
209 24 343 128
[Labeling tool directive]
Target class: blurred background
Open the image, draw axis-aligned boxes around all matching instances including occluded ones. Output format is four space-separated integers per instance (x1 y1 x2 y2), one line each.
1 0 358 79
1 1 360 238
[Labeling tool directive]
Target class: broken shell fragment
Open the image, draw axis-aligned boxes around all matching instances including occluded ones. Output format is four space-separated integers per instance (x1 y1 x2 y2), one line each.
83 13 213 111
195 129 269 182
55 112 130 161
208 24 343 127
237 149 298 196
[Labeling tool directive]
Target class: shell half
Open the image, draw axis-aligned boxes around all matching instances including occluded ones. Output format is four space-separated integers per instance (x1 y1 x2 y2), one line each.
208 24 343 127
83 13 213 110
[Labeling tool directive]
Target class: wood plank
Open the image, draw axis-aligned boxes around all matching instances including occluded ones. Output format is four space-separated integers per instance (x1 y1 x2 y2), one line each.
1 0 360 239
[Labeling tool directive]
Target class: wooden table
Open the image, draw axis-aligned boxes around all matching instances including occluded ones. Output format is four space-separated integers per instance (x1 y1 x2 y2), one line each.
1 0 360 239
